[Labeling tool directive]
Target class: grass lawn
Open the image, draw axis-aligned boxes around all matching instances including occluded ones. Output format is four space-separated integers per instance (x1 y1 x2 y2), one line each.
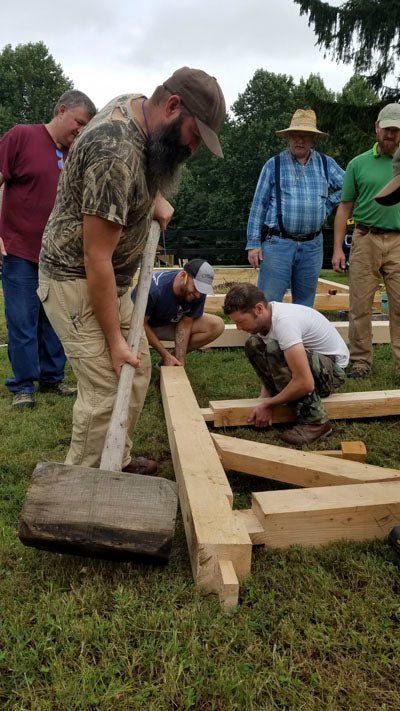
1 273 400 710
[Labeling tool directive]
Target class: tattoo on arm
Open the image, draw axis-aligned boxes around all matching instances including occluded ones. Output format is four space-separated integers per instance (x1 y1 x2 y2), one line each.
175 321 187 363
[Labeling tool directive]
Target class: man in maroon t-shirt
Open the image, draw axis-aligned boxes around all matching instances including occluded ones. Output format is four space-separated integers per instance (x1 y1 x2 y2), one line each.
0 90 96 408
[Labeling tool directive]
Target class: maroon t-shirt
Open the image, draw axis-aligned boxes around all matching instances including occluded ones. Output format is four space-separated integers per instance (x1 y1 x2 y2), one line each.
0 124 68 262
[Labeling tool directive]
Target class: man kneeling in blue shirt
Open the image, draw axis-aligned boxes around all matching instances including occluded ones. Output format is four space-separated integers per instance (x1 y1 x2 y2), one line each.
132 259 224 366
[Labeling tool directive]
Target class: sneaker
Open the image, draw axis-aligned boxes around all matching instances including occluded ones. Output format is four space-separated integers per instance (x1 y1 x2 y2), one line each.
38 382 77 397
122 457 158 476
348 367 370 379
280 420 332 446
12 392 35 409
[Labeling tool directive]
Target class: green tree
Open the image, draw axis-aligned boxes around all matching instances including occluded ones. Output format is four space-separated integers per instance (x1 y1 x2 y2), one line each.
0 42 72 136
170 70 338 262
294 0 400 92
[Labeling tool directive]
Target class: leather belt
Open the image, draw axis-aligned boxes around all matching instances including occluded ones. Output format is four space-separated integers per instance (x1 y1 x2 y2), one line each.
355 223 400 235
265 227 320 242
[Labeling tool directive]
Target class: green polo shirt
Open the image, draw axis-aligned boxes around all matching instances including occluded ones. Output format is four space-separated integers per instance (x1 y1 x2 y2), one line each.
341 144 400 230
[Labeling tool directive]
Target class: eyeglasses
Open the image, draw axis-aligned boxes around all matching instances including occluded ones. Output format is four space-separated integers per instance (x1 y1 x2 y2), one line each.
56 149 64 170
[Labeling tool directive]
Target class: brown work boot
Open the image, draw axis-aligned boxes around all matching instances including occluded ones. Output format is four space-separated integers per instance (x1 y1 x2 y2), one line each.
348 365 370 379
280 420 332 446
122 457 158 475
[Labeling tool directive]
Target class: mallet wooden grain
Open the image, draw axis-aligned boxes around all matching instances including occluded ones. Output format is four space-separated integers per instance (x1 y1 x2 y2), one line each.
19 222 178 562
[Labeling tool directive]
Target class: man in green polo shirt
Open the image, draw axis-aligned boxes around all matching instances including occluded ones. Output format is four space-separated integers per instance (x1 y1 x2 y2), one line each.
332 104 400 378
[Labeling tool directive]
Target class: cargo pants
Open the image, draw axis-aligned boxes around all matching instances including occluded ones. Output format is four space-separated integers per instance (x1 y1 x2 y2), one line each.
245 336 345 424
38 273 151 468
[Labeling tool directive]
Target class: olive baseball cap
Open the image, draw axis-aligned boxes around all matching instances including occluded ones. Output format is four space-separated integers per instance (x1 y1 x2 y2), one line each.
184 259 215 295
163 67 226 158
375 147 400 206
377 103 400 129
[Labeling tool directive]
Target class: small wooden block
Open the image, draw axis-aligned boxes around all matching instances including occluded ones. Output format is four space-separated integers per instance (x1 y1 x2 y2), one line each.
19 462 178 562
252 481 400 548
340 441 367 462
217 559 239 611
319 441 367 463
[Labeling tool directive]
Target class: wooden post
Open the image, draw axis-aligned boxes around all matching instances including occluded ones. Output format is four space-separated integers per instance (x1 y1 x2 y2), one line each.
211 434 399 487
205 390 400 427
160 367 252 596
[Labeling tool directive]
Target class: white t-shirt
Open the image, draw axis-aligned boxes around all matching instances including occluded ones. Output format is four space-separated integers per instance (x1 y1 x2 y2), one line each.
259 302 349 368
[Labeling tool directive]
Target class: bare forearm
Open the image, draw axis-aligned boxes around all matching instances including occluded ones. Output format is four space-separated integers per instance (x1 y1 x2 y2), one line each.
334 202 352 253
175 319 192 364
85 258 122 348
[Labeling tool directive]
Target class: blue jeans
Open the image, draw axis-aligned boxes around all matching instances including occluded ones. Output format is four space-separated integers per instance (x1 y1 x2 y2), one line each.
257 232 323 307
2 254 66 394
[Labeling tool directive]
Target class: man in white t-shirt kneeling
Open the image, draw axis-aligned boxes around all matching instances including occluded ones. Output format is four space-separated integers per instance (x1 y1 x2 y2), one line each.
223 282 349 446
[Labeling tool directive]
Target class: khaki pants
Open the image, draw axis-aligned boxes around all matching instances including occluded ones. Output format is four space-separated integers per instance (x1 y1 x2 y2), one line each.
349 227 400 372
38 273 151 468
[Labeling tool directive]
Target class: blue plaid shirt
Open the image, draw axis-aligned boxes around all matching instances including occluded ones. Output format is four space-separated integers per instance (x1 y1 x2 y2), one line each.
246 149 344 249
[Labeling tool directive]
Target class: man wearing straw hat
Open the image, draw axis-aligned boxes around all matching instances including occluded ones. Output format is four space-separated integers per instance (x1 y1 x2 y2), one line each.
332 104 400 379
247 109 344 307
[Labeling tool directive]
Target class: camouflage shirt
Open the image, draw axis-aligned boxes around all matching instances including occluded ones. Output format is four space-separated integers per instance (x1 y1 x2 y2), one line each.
39 94 155 294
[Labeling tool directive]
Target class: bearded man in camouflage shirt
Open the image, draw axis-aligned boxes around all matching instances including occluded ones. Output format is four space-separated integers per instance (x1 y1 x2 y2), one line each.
39 67 226 474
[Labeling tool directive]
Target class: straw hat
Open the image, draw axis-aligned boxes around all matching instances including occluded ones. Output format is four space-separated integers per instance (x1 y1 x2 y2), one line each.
276 109 327 137
375 147 400 206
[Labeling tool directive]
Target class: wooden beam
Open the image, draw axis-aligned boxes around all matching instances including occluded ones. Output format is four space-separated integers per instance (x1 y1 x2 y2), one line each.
133 270 350 292
132 266 259 288
251 481 400 548
316 277 349 293
206 390 400 427
205 292 381 314
195 320 390 349
341 441 367 462
211 433 400 487
160 367 252 595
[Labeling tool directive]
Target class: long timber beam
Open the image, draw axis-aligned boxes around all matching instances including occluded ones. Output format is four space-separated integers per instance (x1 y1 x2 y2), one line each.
160 367 252 610
203 390 400 427
251 481 400 548
205 292 381 314
211 434 400 487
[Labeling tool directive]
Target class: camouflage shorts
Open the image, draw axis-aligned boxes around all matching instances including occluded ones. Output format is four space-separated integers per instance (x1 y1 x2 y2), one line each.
245 336 345 424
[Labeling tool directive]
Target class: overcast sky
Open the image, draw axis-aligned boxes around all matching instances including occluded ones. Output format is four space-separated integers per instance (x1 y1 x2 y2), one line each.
2 0 354 112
